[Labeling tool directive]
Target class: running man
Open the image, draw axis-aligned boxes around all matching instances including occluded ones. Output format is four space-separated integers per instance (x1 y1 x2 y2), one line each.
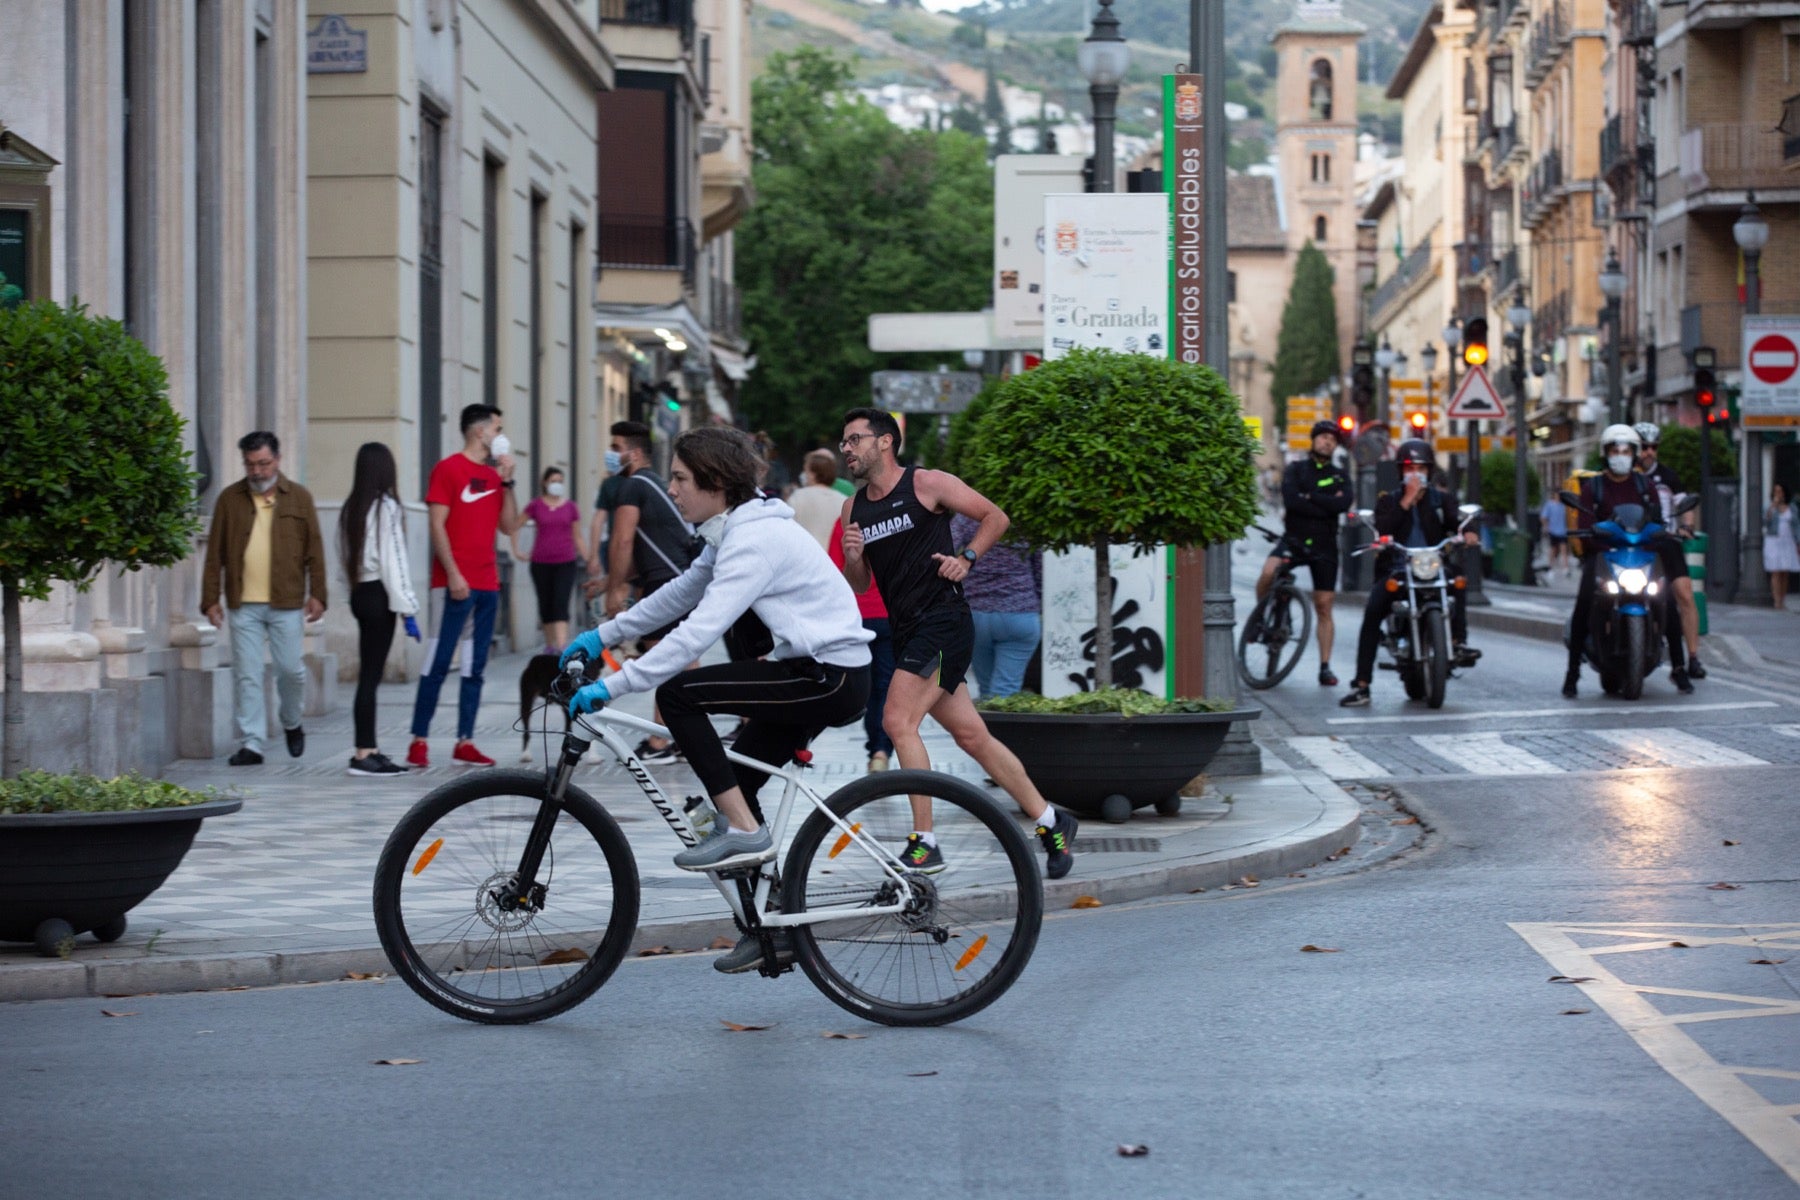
837 407 1076 880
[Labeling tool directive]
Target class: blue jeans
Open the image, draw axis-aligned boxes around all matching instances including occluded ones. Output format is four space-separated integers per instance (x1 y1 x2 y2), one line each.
228 603 306 753
971 609 1041 701
863 617 895 757
410 588 498 741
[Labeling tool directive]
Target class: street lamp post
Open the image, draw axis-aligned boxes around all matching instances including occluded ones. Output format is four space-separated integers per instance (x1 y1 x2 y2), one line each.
1420 341 1439 436
1441 318 1488 605
1375 337 1397 425
1734 194 1770 602
1599 250 1627 427
1507 301 1533 578
1078 0 1130 196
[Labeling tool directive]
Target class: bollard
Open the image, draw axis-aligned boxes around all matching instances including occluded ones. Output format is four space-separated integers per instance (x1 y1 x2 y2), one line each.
1684 532 1709 637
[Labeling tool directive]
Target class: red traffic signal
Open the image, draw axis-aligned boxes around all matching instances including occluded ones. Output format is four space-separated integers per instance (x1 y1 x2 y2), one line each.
1338 414 1356 435
1696 388 1717 410
1407 412 1428 431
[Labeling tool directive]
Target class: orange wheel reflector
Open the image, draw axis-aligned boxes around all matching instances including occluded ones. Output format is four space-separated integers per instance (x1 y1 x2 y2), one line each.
1385 578 1401 593
954 935 989 972
828 823 862 859
412 838 445 876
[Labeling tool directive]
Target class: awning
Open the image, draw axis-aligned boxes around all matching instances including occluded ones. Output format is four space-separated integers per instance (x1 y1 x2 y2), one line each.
593 300 710 370
712 344 757 382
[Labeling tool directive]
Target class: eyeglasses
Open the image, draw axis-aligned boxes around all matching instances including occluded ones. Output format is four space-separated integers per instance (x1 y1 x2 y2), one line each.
839 432 885 450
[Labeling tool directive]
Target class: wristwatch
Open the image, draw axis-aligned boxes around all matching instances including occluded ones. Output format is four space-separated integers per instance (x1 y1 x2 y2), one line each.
959 547 978 564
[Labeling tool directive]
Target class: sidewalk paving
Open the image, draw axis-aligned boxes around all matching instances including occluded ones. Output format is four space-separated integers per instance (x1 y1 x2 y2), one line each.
0 650 1359 1003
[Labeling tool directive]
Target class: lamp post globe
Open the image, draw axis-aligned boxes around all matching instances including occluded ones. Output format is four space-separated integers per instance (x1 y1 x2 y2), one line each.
1598 251 1627 301
1504 304 1531 557
1078 0 1129 196
1442 320 1462 353
1506 301 1532 329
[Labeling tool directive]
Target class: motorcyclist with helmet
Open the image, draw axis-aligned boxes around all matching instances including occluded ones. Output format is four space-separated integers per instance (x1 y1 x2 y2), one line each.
1633 421 1705 686
1564 424 1686 698
1339 439 1480 707
1254 419 1354 687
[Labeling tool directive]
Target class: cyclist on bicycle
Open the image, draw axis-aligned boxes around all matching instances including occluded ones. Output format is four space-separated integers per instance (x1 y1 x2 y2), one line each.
560 427 872 894
1252 420 1353 685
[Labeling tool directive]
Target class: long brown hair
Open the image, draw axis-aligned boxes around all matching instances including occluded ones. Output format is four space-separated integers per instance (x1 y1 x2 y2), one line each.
339 442 403 579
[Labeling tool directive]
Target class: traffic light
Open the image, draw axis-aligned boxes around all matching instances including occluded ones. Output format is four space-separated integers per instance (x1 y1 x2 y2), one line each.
1407 411 1429 433
1694 365 1717 416
1350 344 1375 416
1462 318 1489 367
1705 388 1734 426
1338 414 1356 438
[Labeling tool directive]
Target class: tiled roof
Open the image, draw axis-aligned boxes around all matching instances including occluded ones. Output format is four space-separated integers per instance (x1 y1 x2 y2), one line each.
1229 175 1285 250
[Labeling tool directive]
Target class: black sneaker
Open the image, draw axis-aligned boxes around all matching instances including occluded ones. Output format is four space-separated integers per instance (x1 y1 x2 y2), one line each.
1686 656 1707 680
897 834 946 874
1318 664 1339 687
1453 644 1482 668
636 738 682 765
1338 685 1370 708
1562 667 1580 699
228 747 263 766
713 930 795 975
285 725 305 758
1671 668 1694 695
1036 810 1077 881
348 753 407 777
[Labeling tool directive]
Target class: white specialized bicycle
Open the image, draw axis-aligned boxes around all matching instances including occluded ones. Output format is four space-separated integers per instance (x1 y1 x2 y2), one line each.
372 657 1044 1026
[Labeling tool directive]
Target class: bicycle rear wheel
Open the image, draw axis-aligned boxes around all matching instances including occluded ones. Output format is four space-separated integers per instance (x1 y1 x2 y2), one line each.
373 770 640 1024
1237 583 1311 690
781 770 1042 1027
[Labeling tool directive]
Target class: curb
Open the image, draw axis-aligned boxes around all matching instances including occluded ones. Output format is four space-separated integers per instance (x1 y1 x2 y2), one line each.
1464 606 1563 646
0 779 1363 1004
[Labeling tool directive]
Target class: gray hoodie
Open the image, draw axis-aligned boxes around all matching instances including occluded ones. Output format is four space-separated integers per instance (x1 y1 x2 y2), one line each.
594 495 873 700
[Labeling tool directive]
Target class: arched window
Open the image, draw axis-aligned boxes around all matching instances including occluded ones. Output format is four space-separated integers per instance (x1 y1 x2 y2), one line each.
1310 59 1334 120
1314 215 1328 243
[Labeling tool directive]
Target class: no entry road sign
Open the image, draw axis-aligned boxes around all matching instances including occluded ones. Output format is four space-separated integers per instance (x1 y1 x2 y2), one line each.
1741 317 1800 419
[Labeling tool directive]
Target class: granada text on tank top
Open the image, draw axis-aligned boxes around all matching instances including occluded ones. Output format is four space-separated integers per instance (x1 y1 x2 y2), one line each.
851 467 965 628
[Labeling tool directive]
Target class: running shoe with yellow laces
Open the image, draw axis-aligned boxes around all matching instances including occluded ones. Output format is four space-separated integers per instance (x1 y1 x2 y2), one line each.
896 833 946 874
1036 808 1078 880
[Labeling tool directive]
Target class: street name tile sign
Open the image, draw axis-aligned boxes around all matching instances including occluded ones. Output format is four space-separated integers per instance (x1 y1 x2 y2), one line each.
306 15 367 74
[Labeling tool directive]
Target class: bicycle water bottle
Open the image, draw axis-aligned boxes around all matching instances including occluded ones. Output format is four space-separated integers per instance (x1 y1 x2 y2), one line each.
683 795 718 838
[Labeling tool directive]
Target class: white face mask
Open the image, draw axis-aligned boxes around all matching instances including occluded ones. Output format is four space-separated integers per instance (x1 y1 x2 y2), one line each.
604 449 623 474
489 432 512 460
545 481 566 498
1607 454 1634 476
697 511 728 548
1403 470 1427 489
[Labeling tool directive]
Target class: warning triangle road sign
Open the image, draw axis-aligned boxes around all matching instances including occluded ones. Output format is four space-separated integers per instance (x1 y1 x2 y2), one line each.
1445 365 1506 421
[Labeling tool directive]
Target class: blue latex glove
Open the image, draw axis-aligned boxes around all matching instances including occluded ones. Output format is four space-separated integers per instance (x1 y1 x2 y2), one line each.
560 628 603 670
403 615 422 642
569 679 611 717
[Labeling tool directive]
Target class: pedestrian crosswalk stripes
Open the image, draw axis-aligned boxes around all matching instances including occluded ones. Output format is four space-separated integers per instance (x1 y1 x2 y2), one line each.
1282 725 1793 780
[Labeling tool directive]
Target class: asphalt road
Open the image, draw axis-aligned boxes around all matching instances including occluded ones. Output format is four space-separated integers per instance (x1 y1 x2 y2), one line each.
6 617 1797 1198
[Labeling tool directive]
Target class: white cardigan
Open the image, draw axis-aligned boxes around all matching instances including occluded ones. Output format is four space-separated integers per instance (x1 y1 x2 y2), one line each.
355 496 420 615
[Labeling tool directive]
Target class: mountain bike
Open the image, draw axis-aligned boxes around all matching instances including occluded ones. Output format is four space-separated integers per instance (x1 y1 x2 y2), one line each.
1236 525 1314 690
372 657 1043 1027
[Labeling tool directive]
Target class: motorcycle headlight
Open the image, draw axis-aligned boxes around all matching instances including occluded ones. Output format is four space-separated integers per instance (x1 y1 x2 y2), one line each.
1408 550 1442 581
1614 567 1650 594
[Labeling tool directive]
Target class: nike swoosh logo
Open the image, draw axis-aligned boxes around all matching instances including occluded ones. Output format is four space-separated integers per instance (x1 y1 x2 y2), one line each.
460 483 494 503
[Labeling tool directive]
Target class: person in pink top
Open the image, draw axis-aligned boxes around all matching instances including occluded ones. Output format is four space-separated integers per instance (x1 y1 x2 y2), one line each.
829 516 895 770
513 466 585 652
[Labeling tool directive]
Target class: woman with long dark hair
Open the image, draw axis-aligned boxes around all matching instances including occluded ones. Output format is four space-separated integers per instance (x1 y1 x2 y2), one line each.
339 442 420 776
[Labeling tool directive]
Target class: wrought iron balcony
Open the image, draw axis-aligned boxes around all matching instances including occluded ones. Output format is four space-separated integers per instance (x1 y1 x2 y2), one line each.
1679 122 1791 202
1520 147 1564 227
1524 2 1568 87
601 0 694 43
599 216 697 290
1370 235 1434 324
1493 246 1520 296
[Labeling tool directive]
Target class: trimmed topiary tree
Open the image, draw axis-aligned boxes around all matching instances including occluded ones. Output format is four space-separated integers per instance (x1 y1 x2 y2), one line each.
0 300 200 778
1655 424 1737 492
966 348 1259 691
1269 241 1340 434
1477 448 1541 514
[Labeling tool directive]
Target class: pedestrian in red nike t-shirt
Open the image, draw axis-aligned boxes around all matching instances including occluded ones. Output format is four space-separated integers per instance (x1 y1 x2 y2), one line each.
407 404 523 767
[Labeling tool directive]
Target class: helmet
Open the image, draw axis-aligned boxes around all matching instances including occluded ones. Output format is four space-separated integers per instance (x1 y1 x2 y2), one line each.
1396 438 1434 469
1310 419 1345 444
1633 422 1661 447
1600 423 1642 453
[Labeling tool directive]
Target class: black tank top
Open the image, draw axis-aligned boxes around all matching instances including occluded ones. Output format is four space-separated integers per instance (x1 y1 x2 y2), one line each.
851 467 965 628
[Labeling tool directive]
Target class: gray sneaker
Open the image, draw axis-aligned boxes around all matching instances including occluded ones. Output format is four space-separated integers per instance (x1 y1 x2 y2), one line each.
672 823 775 873
713 930 794 974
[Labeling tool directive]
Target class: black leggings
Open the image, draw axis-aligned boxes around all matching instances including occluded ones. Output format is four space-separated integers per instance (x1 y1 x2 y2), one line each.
530 560 579 625
656 658 870 821
351 581 398 750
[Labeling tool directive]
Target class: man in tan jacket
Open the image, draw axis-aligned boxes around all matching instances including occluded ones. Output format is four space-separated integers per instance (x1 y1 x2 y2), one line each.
201 431 328 765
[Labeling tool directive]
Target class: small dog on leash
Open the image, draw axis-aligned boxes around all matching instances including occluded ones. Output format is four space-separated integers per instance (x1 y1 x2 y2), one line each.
518 652 604 760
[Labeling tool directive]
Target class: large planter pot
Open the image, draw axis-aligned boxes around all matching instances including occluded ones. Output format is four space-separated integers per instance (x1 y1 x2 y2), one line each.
983 709 1260 823
0 798 242 955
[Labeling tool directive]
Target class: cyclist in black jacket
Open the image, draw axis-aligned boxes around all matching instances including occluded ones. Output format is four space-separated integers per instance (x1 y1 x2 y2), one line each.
1253 420 1353 686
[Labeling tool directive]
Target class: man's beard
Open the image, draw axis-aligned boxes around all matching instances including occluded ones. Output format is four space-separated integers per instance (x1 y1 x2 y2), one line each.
249 475 277 494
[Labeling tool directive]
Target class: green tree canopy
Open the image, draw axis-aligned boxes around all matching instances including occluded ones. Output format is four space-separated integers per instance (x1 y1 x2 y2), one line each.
737 49 993 453
1269 241 1340 432
1477 449 1542 514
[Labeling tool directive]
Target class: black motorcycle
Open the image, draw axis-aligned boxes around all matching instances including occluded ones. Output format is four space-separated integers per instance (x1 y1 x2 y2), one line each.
1351 504 1482 710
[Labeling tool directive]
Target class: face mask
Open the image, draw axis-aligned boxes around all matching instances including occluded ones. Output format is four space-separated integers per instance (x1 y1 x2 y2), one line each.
545 482 566 498
489 433 512 460
1607 454 1634 476
697 511 728 548
1403 470 1427 489
249 474 277 494
604 450 624 474
1332 447 1349 470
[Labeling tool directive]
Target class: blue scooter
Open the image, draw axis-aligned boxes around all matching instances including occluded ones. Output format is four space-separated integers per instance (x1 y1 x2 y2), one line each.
1560 489 1697 700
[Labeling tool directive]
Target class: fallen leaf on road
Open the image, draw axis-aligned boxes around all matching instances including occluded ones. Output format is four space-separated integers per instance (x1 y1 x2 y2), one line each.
1669 941 1691 949
1548 976 1596 984
373 1058 423 1066
1299 945 1341 953
1235 875 1260 889
1071 896 1103 909
1707 882 1741 891
344 971 383 981
1559 1009 1590 1016
1116 1144 1150 1158
906 1071 939 1077
636 945 675 956
1390 815 1419 826
709 936 736 950
720 1020 774 1032
821 1031 868 1040
540 948 590 965
1324 846 1353 862
1286 872 1307 878
100 1010 137 1018
1750 958 1788 966
1722 840 1739 846
1187 887 1207 894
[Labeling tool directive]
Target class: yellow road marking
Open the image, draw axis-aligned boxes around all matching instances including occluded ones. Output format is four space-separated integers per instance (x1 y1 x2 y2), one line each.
1512 921 1800 1186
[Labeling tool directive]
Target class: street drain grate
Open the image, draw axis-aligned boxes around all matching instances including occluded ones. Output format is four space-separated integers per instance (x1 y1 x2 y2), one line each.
1074 837 1161 854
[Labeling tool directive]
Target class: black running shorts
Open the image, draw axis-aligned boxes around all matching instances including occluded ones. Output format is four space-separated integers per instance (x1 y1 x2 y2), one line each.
893 606 975 694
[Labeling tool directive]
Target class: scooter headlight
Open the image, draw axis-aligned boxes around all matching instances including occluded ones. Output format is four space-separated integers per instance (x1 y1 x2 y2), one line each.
1614 567 1650 594
1408 550 1442 581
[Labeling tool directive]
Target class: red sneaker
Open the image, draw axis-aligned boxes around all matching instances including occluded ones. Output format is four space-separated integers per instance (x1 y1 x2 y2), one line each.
405 740 429 769
452 741 496 767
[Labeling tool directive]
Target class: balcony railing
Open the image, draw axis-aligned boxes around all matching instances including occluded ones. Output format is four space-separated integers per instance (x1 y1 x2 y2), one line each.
1524 2 1568 87
1679 123 1790 198
1520 147 1564 226
1535 291 1570 346
1599 114 1626 177
1480 115 1517 166
708 279 741 341
1370 235 1434 322
599 216 696 289
1622 0 1657 47
600 0 694 43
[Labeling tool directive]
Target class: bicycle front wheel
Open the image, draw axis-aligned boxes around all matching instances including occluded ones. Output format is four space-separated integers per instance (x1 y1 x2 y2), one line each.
1237 584 1311 689
373 770 640 1024
782 770 1043 1027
